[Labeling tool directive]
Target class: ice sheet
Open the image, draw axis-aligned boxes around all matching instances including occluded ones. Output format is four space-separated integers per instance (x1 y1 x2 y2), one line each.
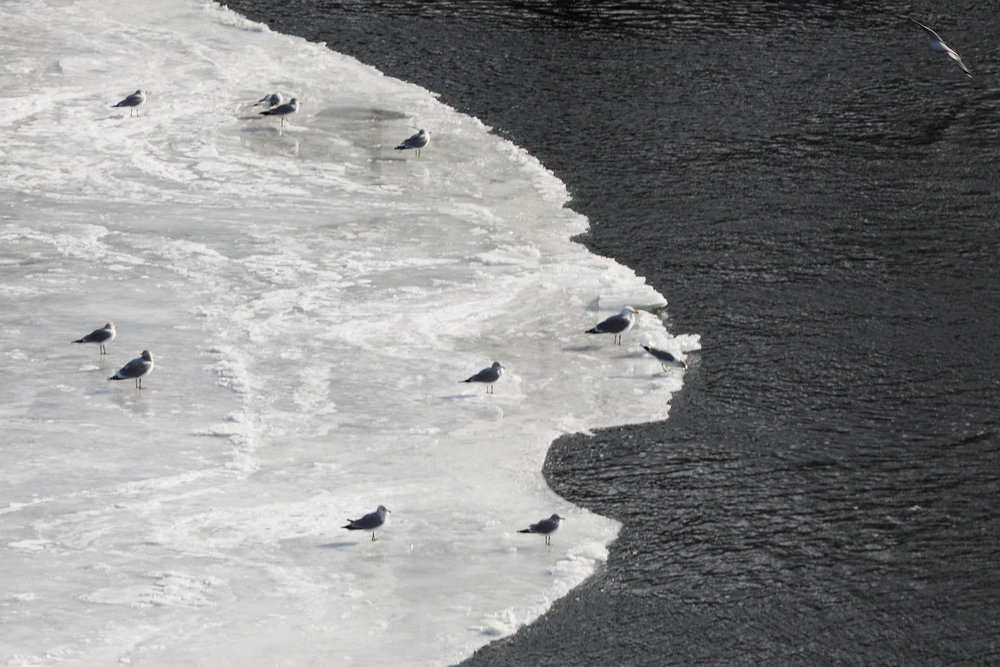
0 1 699 664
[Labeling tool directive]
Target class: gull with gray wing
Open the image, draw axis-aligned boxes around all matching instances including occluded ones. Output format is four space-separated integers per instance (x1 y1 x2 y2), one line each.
72 322 116 355
518 514 564 546
395 129 429 157
253 92 284 108
585 306 636 345
112 90 146 117
642 344 687 371
462 361 504 394
343 505 390 542
108 350 154 389
907 17 971 77
259 97 299 126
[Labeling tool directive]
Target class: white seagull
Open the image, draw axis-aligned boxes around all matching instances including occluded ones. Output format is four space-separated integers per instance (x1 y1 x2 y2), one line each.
518 514 564 546
395 129 429 157
112 90 146 117
462 361 505 394
259 97 299 126
343 505 390 542
72 322 116 355
108 350 154 389
907 17 971 78
585 306 637 345
253 92 284 108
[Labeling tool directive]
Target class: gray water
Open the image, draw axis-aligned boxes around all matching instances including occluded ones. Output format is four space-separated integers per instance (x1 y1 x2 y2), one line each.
225 1 1000 663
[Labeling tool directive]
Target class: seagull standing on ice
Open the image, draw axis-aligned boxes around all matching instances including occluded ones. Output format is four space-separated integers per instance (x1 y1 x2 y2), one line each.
112 90 146 117
907 17 972 77
585 306 637 345
108 350 154 389
343 505 390 542
518 514 564 546
253 92 284 108
462 361 505 394
395 129 429 157
259 97 299 126
72 322 116 355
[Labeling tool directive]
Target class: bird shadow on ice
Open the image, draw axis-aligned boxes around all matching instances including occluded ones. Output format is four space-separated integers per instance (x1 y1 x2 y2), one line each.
314 106 408 122
317 541 358 549
440 391 484 400
563 344 613 353
369 156 412 164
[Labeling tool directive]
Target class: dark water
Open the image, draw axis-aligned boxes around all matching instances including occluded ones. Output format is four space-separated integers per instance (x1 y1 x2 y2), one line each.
226 1 1000 663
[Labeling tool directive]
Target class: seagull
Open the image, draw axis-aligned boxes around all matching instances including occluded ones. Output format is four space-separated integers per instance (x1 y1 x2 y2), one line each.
112 90 146 117
585 306 637 345
518 514 564 546
72 322 116 355
253 92 284 108
907 17 971 77
259 97 299 126
462 361 505 394
395 129 429 157
343 505 390 542
108 350 154 389
642 344 687 371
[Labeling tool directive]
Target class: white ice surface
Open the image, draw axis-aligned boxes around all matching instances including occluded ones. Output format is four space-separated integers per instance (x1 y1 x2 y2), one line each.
0 1 699 664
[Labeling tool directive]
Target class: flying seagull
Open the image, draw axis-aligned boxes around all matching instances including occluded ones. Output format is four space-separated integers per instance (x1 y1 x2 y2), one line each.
462 361 505 394
108 350 154 389
259 97 299 126
585 306 637 345
395 129 429 157
642 344 687 371
518 514 564 546
907 17 971 77
253 92 284 108
72 322 116 355
343 505 390 542
112 90 146 117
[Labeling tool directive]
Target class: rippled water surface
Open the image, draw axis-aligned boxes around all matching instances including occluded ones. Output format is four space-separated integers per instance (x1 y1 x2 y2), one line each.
226 1 1000 663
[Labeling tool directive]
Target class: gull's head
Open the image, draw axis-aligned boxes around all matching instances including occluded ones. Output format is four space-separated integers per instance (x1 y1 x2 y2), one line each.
620 306 637 316
377 505 390 514
491 361 504 370
105 322 116 330
551 514 564 522
140 350 153 361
